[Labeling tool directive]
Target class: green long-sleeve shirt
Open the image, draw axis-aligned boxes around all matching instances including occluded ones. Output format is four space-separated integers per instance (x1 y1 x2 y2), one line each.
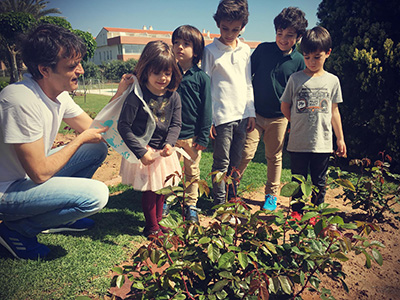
251 42 305 118
177 64 212 148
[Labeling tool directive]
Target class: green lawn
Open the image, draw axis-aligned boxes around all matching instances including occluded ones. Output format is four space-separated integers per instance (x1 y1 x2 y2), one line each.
0 94 293 299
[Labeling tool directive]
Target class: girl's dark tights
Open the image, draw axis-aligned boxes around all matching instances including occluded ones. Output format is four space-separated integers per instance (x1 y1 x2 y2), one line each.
141 191 165 232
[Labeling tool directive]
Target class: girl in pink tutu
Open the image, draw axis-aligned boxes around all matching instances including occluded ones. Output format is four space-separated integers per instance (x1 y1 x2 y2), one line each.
117 40 182 238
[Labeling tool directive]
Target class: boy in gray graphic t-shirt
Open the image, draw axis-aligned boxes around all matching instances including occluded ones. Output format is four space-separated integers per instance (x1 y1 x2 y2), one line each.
281 26 346 212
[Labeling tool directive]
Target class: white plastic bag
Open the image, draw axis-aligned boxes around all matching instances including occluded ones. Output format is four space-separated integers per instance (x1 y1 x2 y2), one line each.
90 77 156 164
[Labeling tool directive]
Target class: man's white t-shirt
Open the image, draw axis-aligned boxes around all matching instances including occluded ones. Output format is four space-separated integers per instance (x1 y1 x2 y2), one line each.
0 74 83 197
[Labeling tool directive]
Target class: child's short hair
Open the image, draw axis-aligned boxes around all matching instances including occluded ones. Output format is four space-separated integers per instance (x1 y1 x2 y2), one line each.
213 0 249 28
300 26 332 54
172 25 205 65
274 7 308 38
134 40 182 91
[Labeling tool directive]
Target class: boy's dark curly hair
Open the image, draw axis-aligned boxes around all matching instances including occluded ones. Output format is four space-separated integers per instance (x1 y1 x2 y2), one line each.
213 0 249 28
274 7 308 37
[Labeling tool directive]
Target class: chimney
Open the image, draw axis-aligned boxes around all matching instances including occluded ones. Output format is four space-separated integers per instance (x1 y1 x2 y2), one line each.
149 26 153 30
207 30 210 38
142 25 147 30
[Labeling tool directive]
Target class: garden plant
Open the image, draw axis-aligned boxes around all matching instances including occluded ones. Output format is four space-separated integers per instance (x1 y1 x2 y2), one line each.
109 170 385 300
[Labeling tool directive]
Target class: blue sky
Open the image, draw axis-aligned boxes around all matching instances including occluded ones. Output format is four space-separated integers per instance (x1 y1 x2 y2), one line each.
46 0 322 42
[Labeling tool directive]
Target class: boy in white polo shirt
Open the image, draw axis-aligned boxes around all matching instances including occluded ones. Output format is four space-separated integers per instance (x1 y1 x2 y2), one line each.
202 0 255 206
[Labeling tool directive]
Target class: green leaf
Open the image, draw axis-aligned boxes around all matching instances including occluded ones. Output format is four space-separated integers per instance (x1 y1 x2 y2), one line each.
329 215 344 225
76 297 91 300
212 279 229 292
331 252 349 262
340 278 349 293
150 249 160 264
112 267 123 275
208 244 220 263
238 252 249 269
219 271 233 279
300 271 305 286
218 252 235 269
264 241 277 254
116 274 125 288
190 262 206 280
372 249 383 266
278 275 292 294
280 182 300 197
301 212 319 222
268 277 280 294
198 237 211 244
335 178 356 191
301 181 313 198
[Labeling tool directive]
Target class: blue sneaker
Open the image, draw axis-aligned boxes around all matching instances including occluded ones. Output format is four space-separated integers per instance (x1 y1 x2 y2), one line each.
184 205 199 224
262 194 277 211
0 223 50 260
41 218 95 234
162 203 170 218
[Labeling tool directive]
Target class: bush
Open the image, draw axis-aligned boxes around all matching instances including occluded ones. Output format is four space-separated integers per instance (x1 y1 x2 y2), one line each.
0 81 9 92
101 59 137 81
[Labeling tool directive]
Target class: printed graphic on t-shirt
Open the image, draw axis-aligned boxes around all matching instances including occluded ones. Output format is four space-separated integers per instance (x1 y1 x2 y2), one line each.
149 97 170 123
296 88 329 125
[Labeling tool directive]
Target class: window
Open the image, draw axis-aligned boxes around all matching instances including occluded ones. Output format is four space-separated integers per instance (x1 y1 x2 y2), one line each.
123 44 146 54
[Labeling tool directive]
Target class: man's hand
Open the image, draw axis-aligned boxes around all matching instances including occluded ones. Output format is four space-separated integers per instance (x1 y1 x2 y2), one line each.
77 127 108 144
110 73 134 102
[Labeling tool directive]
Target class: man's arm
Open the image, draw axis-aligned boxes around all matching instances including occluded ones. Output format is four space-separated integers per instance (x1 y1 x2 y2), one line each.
63 111 93 133
14 126 107 184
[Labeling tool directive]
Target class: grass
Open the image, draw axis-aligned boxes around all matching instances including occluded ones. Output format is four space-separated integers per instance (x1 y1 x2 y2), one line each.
59 93 111 134
0 93 293 299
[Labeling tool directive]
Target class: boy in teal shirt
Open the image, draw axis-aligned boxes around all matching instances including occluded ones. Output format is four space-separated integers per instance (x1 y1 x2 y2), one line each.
238 7 308 211
170 25 212 223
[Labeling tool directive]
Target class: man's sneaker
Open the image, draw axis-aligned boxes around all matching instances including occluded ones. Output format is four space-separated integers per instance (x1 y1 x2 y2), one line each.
262 194 277 211
0 223 50 260
184 205 199 224
41 218 95 234
162 203 170 218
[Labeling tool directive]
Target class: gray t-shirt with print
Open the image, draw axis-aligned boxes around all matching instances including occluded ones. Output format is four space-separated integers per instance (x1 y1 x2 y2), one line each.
281 71 343 153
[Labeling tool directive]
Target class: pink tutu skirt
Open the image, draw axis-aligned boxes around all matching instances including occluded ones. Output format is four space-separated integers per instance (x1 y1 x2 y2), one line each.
120 147 182 192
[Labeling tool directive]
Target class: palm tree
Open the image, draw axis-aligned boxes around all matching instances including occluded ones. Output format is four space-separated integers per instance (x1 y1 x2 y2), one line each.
0 0 61 82
0 0 61 18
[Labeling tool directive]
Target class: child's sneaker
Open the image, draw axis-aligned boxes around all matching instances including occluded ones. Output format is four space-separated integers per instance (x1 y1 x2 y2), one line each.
162 203 170 217
262 194 277 211
184 205 199 224
41 218 95 234
0 223 50 260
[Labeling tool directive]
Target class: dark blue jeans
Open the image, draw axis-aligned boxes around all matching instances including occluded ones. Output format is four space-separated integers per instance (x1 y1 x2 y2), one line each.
212 119 247 204
289 152 330 212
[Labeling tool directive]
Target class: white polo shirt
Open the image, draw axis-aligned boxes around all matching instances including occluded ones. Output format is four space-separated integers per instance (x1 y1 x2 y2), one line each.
202 38 255 126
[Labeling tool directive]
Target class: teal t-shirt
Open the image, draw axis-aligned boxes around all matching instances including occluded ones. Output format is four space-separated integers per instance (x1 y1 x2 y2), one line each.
251 42 305 118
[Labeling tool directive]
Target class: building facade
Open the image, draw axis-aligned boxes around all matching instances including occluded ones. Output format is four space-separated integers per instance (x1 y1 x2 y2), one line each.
92 26 260 65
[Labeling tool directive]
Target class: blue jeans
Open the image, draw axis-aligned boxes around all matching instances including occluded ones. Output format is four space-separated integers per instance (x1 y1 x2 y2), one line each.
212 119 247 204
0 142 109 237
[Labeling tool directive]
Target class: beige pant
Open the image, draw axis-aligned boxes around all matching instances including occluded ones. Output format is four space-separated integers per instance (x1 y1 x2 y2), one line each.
238 114 288 196
176 138 202 206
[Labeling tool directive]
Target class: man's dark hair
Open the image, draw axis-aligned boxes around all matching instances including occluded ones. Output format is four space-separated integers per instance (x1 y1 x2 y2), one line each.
172 25 205 65
213 0 249 28
274 7 308 38
22 24 87 79
301 26 332 54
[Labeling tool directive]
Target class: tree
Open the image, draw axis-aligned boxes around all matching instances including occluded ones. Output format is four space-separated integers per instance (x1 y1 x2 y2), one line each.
0 0 61 17
0 11 36 82
317 0 400 170
73 29 97 62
